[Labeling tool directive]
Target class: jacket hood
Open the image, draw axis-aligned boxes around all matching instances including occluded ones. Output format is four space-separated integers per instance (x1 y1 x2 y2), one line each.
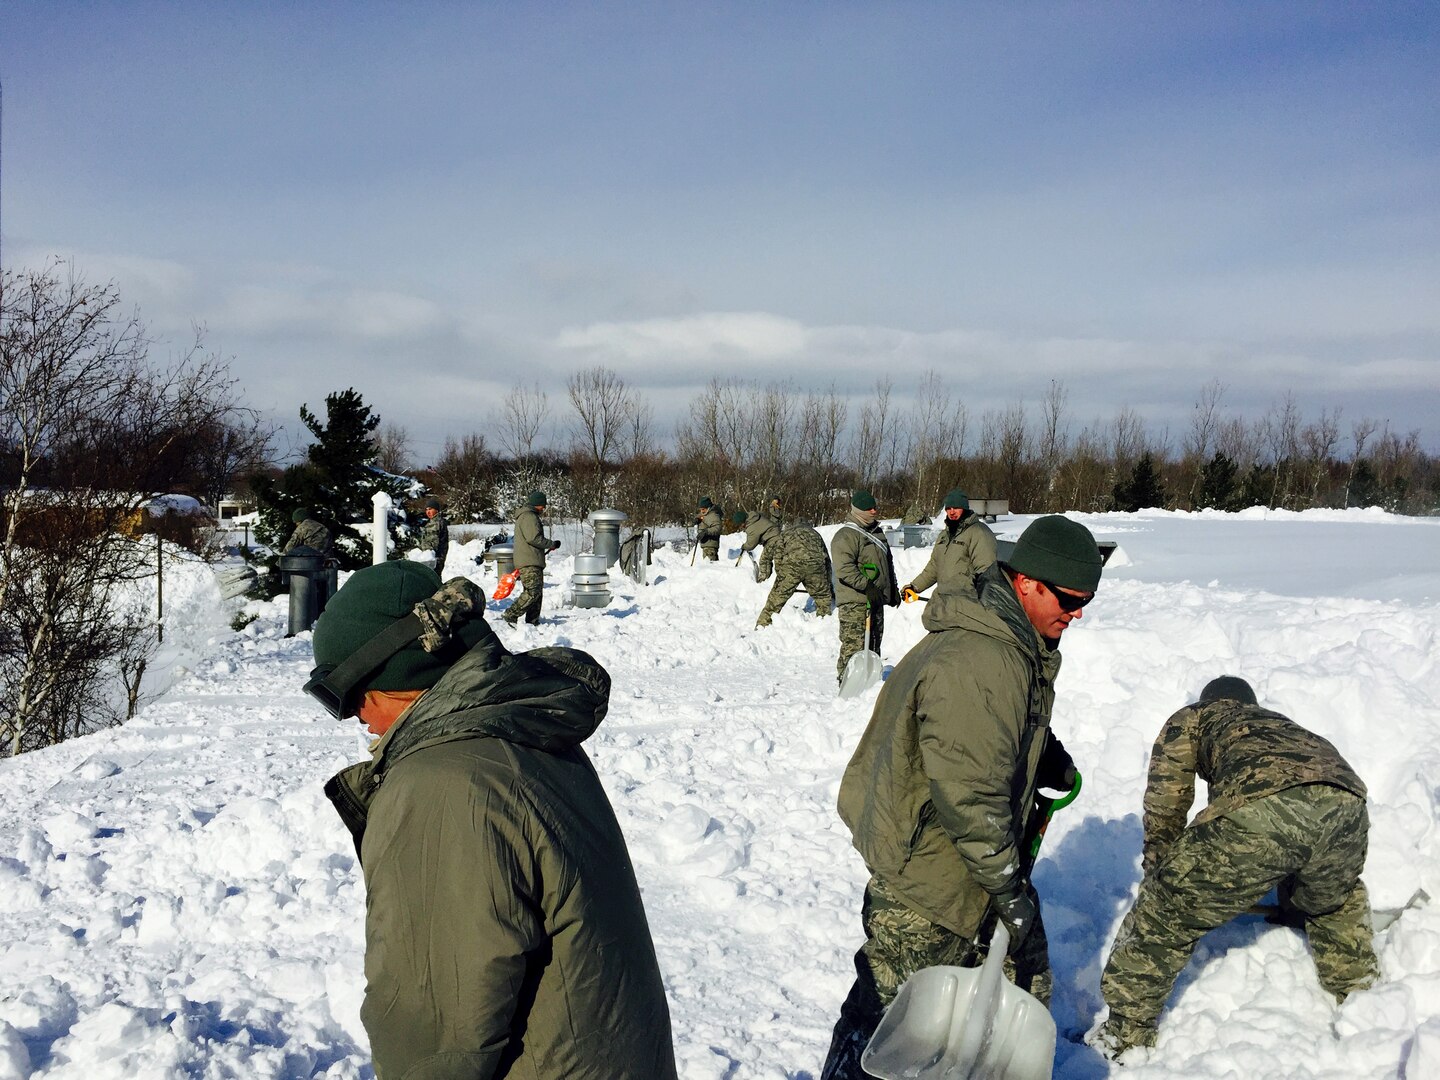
921 570 1045 664
375 639 611 766
920 586 1015 643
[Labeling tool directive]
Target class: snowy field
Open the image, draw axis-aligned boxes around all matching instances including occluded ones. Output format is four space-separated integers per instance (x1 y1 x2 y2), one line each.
2 508 1439 1080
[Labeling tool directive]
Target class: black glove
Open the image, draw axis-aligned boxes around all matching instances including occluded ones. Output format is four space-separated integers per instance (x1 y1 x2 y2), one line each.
991 883 1038 954
548 539 562 551
1036 732 1077 791
863 581 885 609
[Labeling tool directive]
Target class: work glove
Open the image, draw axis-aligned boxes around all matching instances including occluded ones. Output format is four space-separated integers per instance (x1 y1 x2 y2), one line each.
864 581 885 609
902 584 919 603
548 539 562 551
1036 731 1077 791
991 882 1038 955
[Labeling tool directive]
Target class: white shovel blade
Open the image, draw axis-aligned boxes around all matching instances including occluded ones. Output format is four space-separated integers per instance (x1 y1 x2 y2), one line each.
839 650 883 698
861 926 1056 1080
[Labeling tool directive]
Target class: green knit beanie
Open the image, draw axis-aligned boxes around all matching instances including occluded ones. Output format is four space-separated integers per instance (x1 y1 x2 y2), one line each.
698 496 713 509
1007 515 1103 592
851 489 877 511
292 507 311 524
311 562 492 695
943 488 970 510
1199 675 1258 706
730 510 747 528
527 490 547 508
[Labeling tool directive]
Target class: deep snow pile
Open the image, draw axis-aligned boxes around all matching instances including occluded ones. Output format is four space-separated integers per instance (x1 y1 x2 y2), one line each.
1 509 1438 1079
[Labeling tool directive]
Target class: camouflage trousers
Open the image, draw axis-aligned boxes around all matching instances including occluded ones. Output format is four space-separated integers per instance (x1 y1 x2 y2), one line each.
836 603 883 683
1100 783 1377 1048
700 540 719 561
502 566 545 625
757 560 833 626
820 876 1051 1080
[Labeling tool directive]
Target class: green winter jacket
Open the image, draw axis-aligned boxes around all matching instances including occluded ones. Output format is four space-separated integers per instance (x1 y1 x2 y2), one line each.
741 514 780 554
906 514 997 598
1143 699 1368 872
837 579 1061 938
512 505 550 570
830 515 899 608
324 634 677 1080
696 507 723 544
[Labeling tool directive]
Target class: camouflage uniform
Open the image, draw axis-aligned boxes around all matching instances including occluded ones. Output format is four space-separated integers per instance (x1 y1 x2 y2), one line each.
755 524 833 626
417 511 449 571
283 516 332 554
696 506 723 561
830 515 898 683
1099 699 1376 1053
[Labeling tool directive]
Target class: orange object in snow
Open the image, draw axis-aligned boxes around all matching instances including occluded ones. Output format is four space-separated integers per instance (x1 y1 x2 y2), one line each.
492 569 519 600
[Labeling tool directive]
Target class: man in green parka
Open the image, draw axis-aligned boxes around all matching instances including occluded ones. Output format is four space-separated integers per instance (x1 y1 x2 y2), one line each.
1093 676 1377 1059
820 515 1103 1080
901 488 997 601
829 490 899 686
695 496 723 561
307 562 678 1080
504 490 560 627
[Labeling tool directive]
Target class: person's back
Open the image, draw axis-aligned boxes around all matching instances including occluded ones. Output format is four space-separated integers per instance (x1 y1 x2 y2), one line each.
355 643 677 1079
283 508 332 554
310 564 677 1079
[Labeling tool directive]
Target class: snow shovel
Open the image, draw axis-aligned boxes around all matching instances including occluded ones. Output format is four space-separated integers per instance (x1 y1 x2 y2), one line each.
838 608 882 698
860 921 1056 1080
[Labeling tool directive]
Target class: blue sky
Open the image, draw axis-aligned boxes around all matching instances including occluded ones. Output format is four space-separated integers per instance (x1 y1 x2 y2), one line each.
3 2 1437 462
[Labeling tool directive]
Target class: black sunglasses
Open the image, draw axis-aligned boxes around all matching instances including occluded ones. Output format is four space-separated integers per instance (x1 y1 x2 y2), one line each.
1040 581 1094 612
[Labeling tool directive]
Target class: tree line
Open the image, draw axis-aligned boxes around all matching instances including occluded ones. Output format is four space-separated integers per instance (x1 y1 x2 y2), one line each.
3 266 1434 754
375 372 1434 529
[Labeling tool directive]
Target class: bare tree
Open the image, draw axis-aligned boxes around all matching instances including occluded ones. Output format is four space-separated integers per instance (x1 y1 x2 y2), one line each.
851 378 894 491
2 264 259 754
1343 416 1379 508
1298 407 1342 507
1261 393 1302 507
371 422 413 474
1182 379 1226 508
567 365 637 509
1032 380 1069 511
796 386 848 521
430 434 495 521
497 381 550 462
904 371 965 513
745 381 799 503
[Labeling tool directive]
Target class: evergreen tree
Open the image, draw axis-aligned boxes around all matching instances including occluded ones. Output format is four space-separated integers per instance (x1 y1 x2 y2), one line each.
1196 452 1243 511
1111 451 1167 512
253 389 409 568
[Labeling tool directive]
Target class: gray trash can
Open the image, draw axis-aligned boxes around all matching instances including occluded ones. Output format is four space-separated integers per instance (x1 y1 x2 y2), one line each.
278 546 327 636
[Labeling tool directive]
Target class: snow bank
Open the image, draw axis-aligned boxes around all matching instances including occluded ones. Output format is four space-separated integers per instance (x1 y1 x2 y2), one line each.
0 512 1437 1078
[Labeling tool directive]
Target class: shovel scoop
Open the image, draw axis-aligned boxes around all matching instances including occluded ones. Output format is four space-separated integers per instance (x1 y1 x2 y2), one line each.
861 923 1056 1080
